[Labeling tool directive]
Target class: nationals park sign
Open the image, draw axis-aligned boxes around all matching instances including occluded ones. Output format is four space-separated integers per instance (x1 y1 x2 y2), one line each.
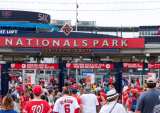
0 37 144 49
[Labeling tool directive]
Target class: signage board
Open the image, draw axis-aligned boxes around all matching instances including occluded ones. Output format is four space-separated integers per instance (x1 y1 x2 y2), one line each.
0 37 145 49
66 63 114 69
0 29 18 35
61 24 73 36
0 10 50 23
148 63 160 69
123 63 144 69
11 63 59 70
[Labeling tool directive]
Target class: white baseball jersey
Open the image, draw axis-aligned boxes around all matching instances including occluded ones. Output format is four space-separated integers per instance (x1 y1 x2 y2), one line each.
53 95 80 113
80 93 99 113
99 101 127 113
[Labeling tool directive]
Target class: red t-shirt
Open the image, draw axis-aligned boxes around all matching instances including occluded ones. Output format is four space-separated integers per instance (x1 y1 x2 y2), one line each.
23 99 51 113
20 96 29 111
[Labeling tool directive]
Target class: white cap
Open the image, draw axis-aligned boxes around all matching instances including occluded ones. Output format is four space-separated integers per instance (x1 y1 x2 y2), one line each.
107 89 119 100
146 77 156 83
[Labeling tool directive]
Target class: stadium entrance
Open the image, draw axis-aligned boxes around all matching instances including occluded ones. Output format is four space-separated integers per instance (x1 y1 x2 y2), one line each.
0 10 148 96
0 34 145 95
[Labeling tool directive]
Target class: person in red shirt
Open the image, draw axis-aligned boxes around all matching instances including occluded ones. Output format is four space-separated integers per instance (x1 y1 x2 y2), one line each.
23 85 51 113
18 85 29 112
97 90 107 107
20 92 29 112
122 91 129 106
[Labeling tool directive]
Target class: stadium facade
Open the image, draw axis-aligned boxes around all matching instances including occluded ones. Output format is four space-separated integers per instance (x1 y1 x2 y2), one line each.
0 10 160 95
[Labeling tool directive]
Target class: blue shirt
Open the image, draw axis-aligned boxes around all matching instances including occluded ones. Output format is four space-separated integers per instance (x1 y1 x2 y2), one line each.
0 110 17 113
136 88 160 113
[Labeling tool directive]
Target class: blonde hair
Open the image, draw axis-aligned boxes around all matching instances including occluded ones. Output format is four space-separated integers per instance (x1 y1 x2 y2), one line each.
2 95 14 110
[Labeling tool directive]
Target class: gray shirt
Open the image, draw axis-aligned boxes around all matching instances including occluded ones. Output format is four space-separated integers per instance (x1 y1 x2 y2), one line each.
136 88 160 113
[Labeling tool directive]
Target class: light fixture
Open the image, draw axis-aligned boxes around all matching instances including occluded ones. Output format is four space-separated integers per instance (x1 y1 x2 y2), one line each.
145 53 150 57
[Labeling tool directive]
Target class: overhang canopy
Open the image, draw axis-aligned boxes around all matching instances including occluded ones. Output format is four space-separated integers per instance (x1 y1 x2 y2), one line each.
0 22 59 31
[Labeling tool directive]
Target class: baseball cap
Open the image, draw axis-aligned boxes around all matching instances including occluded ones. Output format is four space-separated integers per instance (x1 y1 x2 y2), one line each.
146 77 156 83
32 85 43 96
107 89 119 100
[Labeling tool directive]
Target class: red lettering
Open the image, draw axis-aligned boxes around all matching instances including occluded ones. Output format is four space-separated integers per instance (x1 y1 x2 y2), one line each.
64 104 70 113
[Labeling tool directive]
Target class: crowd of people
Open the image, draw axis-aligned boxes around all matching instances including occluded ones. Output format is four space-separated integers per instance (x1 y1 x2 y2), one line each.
0 76 160 113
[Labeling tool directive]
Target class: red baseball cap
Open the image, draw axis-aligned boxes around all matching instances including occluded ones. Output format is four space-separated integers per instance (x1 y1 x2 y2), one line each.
32 85 43 96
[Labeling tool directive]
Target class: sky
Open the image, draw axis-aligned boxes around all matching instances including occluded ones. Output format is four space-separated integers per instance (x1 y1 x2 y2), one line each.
1 0 160 27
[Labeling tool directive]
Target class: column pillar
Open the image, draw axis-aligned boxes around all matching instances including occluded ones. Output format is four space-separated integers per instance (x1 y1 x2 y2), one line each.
114 62 123 94
1 63 10 96
58 57 65 92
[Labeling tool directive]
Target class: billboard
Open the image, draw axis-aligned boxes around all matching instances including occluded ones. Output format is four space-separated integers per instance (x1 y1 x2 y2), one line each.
11 63 59 70
0 10 50 23
0 37 145 49
66 63 114 69
123 63 144 69
148 63 160 69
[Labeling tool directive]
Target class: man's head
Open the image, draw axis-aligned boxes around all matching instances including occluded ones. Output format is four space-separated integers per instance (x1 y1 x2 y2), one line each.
70 88 78 95
32 85 43 97
63 87 70 95
70 84 79 95
107 89 119 102
146 77 157 88
84 87 91 94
